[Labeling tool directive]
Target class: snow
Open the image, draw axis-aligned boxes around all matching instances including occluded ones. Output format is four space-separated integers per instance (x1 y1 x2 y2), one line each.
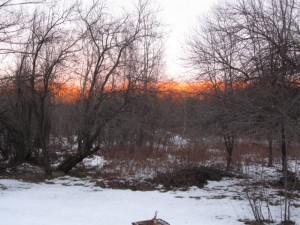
1 175 299 225
82 155 107 168
1 160 300 225
170 135 189 148
0 178 239 225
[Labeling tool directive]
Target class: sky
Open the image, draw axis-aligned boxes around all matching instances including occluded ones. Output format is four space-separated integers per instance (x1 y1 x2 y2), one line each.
158 0 218 80
0 0 218 81
110 0 219 80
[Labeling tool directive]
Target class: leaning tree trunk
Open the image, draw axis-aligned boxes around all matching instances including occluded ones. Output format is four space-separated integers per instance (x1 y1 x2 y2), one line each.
56 146 100 174
224 134 234 170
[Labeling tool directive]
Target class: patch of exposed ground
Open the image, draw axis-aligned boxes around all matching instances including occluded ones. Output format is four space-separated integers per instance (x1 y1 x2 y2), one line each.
88 166 238 191
149 166 235 191
0 163 45 183
1 163 239 191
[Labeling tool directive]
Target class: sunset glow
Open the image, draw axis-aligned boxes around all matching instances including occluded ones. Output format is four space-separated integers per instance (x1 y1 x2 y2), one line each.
52 81 215 104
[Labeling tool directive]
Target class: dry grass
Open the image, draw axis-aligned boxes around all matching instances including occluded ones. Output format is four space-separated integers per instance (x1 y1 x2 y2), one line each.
97 144 209 179
92 140 299 180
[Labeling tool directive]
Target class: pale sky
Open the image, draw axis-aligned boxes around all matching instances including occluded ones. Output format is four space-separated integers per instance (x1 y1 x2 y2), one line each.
158 0 218 80
111 0 218 80
1 0 217 80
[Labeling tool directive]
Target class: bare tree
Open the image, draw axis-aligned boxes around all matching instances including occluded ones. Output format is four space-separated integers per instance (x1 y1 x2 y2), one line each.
185 0 300 174
184 3 247 170
10 1 80 177
119 1 164 148
56 0 164 174
0 0 43 166
185 0 300 221
231 0 300 176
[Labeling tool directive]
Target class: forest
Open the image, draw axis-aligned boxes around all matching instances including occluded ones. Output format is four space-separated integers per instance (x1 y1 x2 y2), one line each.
0 0 300 224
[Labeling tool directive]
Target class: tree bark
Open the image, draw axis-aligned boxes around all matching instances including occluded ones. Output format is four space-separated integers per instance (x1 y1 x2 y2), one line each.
56 146 100 174
267 137 273 167
43 148 52 178
281 126 287 175
224 135 234 170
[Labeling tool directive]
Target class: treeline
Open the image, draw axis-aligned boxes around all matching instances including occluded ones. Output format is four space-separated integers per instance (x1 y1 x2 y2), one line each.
184 0 300 173
0 0 168 177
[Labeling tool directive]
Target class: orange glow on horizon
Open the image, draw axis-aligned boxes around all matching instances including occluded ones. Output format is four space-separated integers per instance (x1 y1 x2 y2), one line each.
52 85 81 104
52 80 217 104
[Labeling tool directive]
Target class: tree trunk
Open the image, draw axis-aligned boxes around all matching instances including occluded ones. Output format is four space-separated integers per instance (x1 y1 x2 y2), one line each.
267 137 273 167
39 105 52 178
0 147 7 160
41 133 52 178
43 148 52 178
226 148 233 170
281 125 289 222
281 126 287 175
224 135 234 170
56 146 100 174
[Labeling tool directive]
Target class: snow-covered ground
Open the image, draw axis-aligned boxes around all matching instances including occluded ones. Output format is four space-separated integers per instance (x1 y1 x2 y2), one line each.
0 173 299 225
82 155 107 168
